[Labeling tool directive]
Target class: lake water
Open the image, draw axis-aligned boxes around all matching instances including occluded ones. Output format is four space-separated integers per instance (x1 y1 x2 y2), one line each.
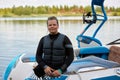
0 16 120 79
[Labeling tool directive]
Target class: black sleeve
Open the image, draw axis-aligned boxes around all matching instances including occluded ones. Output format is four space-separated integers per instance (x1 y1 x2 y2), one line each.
60 35 74 72
36 37 46 68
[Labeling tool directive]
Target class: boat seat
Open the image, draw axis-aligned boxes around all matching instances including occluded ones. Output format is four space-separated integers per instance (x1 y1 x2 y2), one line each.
79 46 109 59
108 46 120 64
66 56 120 73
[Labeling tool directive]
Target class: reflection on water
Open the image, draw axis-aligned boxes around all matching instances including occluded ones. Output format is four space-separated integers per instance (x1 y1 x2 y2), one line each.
0 16 120 79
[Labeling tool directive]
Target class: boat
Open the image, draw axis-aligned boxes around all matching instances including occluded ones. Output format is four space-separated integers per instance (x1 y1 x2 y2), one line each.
3 0 120 80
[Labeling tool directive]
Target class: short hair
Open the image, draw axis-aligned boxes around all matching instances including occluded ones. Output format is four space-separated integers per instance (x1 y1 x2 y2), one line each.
47 16 59 26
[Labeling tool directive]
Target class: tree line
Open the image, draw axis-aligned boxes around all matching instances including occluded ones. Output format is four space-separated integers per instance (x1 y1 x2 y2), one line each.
0 5 120 17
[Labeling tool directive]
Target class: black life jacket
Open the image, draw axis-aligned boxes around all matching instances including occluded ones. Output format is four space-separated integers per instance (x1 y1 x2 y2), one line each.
43 34 66 69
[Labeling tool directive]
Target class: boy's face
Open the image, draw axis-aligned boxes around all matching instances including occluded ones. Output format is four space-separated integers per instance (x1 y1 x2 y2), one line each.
47 20 59 35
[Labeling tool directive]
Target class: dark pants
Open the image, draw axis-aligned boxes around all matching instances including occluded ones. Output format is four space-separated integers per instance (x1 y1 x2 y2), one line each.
33 65 45 78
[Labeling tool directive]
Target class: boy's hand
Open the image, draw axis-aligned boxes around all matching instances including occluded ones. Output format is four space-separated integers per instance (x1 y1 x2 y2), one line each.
52 70 61 77
44 66 55 76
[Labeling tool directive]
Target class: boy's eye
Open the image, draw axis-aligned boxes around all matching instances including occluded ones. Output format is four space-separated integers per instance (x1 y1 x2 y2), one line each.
48 24 57 26
48 24 52 26
53 24 57 26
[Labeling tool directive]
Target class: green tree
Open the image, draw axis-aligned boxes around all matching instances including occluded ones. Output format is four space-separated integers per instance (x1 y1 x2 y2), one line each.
52 5 58 14
22 6 32 15
14 6 24 15
84 6 91 13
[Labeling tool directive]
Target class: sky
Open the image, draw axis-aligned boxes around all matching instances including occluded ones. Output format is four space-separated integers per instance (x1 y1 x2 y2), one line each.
0 0 120 8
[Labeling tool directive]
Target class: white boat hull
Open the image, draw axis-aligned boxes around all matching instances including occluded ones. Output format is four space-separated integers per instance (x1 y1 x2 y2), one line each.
5 45 120 80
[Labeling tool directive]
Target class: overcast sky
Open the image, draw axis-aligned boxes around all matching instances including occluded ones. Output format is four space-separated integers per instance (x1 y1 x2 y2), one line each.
0 0 120 8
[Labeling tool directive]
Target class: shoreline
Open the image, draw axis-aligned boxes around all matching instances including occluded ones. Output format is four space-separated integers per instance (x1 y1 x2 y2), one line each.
0 16 120 21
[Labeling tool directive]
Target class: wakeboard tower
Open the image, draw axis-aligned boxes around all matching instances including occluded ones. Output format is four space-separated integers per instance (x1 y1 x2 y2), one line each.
76 0 109 59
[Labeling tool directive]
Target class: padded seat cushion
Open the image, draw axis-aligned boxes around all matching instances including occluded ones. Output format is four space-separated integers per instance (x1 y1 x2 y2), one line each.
109 46 120 64
80 46 109 54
